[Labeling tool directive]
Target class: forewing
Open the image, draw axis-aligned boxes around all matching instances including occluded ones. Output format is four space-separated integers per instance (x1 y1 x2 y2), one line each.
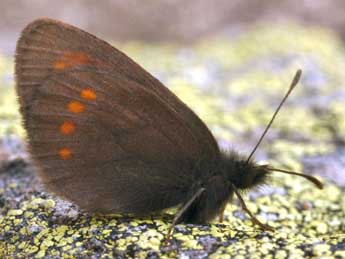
15 18 219 157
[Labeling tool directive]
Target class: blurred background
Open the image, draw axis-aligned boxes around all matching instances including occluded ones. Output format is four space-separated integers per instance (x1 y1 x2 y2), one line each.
2 0 345 53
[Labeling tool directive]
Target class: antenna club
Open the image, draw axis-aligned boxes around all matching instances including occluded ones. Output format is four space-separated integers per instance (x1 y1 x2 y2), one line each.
291 69 302 89
245 69 302 163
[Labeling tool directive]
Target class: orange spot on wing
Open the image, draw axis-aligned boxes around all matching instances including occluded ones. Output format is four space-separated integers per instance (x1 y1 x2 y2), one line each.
59 148 72 160
68 101 85 113
54 61 68 70
60 121 76 135
81 88 97 100
53 52 90 70
64 52 90 65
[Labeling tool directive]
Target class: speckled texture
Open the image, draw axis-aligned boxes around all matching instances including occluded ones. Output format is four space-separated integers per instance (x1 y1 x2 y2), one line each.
0 23 344 258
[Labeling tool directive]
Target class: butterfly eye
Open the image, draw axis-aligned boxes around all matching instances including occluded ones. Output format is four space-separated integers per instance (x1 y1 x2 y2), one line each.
254 173 261 181
252 172 266 186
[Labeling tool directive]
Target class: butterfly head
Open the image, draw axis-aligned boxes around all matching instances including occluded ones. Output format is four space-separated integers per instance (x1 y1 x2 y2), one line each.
220 151 269 190
237 162 269 190
219 150 323 192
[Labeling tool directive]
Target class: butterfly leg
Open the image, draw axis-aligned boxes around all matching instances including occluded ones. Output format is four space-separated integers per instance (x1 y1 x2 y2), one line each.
165 187 206 242
231 184 274 232
218 203 227 223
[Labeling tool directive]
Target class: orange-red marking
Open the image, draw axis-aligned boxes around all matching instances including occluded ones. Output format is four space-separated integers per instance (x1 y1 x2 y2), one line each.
60 121 76 135
53 61 67 70
68 101 85 113
53 52 90 70
81 88 97 101
59 148 72 160
64 52 89 65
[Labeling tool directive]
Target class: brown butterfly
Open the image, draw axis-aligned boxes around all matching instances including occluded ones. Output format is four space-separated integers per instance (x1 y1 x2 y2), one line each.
15 18 323 240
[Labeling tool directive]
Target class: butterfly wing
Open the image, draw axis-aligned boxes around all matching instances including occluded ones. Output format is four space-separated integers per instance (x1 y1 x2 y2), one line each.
15 19 220 214
15 18 218 155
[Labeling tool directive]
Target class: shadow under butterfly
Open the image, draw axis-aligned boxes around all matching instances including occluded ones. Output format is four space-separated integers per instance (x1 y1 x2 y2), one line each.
15 18 323 241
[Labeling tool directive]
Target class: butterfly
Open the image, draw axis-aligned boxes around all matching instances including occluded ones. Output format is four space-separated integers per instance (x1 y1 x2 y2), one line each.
15 18 323 240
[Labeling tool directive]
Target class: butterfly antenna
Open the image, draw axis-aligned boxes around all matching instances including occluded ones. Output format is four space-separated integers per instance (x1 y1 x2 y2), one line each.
246 69 302 163
265 166 323 189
